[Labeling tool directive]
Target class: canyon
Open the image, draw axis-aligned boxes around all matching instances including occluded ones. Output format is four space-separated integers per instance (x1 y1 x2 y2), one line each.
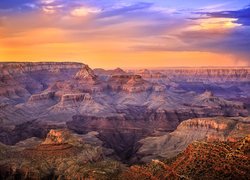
0 62 249 179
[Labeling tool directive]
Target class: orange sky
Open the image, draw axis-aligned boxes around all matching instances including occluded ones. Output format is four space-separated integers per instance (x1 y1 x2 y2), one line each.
0 1 249 69
0 45 247 69
0 26 247 69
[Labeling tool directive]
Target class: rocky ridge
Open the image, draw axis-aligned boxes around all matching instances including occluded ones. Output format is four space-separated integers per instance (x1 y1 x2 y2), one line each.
137 116 250 162
123 135 250 179
132 67 250 81
0 62 84 76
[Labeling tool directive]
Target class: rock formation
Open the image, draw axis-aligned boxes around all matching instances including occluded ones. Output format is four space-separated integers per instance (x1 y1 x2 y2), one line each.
94 67 127 76
132 67 250 81
123 135 250 179
137 116 250 162
74 65 97 81
28 91 55 103
0 62 249 164
0 129 122 179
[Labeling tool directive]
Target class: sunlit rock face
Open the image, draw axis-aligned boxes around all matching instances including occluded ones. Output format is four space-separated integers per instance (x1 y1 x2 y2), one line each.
60 93 92 105
42 129 74 145
74 65 97 82
108 75 152 92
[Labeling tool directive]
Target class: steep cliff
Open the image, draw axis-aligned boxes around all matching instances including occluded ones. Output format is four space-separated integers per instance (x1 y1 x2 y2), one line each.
74 65 97 81
132 67 250 81
138 116 250 162
0 62 84 76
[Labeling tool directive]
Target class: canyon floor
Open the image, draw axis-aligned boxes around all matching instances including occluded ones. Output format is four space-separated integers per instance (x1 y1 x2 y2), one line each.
0 62 249 179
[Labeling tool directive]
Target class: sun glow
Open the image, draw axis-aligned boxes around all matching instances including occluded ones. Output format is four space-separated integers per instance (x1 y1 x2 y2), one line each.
190 18 242 31
71 7 101 17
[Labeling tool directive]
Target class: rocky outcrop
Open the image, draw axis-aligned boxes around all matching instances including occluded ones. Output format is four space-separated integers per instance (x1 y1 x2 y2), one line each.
0 129 122 179
50 93 111 115
0 120 65 145
28 91 55 103
108 75 152 92
123 135 250 180
60 93 92 105
74 65 97 82
137 116 250 162
42 129 78 145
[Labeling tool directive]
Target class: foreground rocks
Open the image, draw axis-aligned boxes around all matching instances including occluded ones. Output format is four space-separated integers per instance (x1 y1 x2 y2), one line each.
1 129 249 179
0 129 123 179
137 116 250 162
123 135 250 180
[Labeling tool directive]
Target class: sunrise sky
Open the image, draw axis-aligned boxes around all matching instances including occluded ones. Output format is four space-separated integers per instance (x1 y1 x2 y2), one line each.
0 0 249 68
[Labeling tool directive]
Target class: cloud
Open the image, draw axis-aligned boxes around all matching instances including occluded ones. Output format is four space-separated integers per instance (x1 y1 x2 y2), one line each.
130 4 250 64
0 0 249 65
197 5 250 26
133 26 250 64
179 28 250 54
71 6 101 17
99 2 153 18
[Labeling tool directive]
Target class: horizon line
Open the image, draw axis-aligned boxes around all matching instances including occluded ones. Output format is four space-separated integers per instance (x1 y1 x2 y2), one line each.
0 61 250 70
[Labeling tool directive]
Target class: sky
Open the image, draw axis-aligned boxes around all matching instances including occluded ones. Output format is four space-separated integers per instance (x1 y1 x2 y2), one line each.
0 0 250 68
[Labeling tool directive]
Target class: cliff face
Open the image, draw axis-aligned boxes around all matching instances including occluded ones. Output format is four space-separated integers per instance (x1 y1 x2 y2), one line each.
74 65 97 81
134 68 250 81
0 62 84 76
28 92 55 103
60 93 92 105
107 75 153 92
138 116 250 162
